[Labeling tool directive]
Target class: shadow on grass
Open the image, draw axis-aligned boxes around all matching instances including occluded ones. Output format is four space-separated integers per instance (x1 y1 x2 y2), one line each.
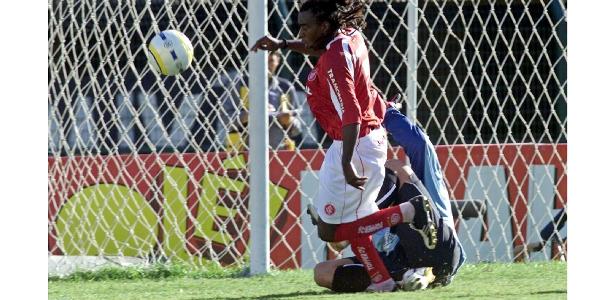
196 288 569 300
441 289 567 299
190 290 334 300
530 289 567 295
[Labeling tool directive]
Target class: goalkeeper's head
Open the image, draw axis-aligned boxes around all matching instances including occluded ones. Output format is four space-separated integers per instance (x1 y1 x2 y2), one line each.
298 0 367 50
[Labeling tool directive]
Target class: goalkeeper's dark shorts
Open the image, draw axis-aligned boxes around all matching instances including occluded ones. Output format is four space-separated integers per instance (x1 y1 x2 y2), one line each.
349 218 462 282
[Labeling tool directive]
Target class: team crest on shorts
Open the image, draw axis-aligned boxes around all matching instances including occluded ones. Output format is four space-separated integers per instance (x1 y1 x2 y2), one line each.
324 203 336 216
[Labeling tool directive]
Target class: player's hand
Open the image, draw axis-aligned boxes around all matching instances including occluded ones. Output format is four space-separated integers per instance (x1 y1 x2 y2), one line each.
384 159 405 171
250 35 282 52
342 162 367 190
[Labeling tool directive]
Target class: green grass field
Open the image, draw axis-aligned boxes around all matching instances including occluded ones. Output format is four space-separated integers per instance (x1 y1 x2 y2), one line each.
48 262 566 300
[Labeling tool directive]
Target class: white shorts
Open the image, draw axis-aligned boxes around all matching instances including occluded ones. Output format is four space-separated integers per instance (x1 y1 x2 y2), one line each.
316 127 388 224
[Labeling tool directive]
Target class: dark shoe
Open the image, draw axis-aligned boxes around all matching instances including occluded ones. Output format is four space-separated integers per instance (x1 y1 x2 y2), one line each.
408 195 438 249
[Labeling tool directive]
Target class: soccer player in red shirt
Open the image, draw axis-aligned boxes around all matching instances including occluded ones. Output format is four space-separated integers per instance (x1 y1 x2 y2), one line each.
251 0 437 291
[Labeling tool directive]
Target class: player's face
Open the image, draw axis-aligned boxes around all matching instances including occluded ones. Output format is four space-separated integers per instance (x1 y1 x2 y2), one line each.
298 10 331 50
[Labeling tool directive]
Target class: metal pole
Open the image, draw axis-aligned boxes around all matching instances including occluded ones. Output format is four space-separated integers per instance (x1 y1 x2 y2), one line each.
407 0 418 121
248 0 269 275
550 0 567 143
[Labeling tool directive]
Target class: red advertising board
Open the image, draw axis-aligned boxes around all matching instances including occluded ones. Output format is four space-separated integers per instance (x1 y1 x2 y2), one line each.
48 144 566 267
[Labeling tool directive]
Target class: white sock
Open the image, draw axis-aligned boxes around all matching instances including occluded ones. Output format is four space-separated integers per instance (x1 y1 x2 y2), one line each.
399 202 415 223
367 278 396 292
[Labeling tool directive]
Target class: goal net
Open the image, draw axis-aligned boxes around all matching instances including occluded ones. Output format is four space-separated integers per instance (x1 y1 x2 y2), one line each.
48 0 567 276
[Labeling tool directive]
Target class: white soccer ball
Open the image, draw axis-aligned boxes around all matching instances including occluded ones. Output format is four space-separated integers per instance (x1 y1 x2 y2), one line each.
146 30 194 76
400 268 430 291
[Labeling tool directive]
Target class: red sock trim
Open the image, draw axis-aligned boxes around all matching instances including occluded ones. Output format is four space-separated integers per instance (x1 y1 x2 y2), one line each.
333 205 403 241
350 236 391 283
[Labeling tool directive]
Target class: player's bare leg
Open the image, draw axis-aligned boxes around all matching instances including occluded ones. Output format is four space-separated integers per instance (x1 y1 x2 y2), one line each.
314 206 409 292
313 199 437 292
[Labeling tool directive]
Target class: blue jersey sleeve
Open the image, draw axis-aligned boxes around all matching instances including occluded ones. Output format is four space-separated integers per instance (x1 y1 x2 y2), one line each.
382 107 427 179
382 107 452 225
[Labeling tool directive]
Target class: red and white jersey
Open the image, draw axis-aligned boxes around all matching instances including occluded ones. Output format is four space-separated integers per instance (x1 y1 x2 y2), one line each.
305 29 385 140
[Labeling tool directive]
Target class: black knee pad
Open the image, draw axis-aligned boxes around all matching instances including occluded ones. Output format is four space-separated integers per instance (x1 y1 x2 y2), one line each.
331 264 371 293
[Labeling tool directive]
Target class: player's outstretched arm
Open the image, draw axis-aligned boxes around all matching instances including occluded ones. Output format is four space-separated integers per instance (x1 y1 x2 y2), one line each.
284 39 325 56
250 35 324 57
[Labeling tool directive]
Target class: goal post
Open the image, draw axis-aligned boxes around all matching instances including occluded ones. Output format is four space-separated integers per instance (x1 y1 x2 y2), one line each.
406 0 418 121
248 0 270 276
48 0 567 276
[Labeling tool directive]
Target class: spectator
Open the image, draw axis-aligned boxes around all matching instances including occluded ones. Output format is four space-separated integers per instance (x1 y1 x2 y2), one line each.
219 51 303 151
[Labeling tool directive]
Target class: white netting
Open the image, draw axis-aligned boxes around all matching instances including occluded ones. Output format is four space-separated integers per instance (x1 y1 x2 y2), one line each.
48 0 567 276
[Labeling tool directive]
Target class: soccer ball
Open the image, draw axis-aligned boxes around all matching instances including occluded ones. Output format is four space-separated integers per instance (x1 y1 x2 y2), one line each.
146 30 194 76
399 268 431 291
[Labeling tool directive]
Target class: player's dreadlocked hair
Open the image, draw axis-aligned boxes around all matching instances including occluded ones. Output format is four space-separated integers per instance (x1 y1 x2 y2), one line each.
300 0 368 31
